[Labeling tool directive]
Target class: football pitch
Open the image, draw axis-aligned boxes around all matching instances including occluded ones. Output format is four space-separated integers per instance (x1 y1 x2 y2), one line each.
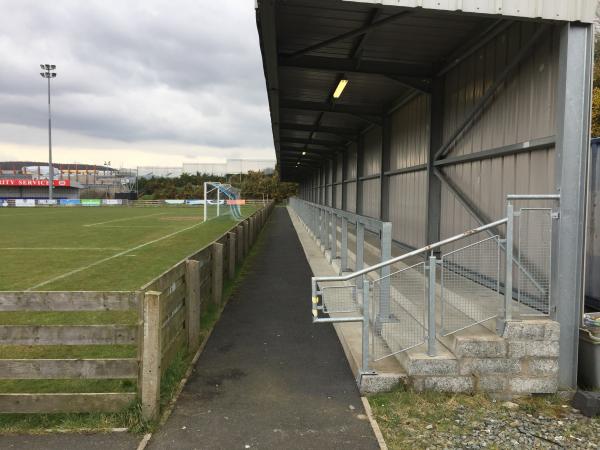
0 205 258 291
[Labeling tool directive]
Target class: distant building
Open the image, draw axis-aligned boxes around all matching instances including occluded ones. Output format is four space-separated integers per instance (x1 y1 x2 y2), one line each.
138 159 276 179
0 178 82 200
0 161 131 197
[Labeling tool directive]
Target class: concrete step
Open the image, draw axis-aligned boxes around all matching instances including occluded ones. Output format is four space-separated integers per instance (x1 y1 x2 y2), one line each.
440 325 507 359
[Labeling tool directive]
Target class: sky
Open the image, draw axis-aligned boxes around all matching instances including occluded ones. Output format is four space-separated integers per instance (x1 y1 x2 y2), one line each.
0 0 275 168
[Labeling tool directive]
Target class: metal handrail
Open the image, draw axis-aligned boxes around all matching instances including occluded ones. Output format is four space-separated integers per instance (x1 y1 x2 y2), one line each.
302 201 389 234
312 217 508 285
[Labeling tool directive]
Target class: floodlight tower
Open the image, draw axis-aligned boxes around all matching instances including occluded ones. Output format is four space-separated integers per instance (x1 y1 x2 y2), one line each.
40 64 57 200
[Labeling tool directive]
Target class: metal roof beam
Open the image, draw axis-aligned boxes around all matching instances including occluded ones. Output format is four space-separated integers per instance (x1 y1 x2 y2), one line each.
278 123 359 136
384 75 431 93
283 10 412 61
281 159 323 169
437 19 513 77
350 7 381 61
281 150 334 159
279 55 433 78
280 99 382 116
280 143 344 153
351 113 382 127
279 137 346 147
280 146 338 155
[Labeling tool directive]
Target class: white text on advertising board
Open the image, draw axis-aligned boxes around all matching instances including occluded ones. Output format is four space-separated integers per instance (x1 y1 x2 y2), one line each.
0 179 71 187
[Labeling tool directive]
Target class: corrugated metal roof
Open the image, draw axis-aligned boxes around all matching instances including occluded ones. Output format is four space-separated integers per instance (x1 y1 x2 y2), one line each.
345 0 597 23
256 0 595 181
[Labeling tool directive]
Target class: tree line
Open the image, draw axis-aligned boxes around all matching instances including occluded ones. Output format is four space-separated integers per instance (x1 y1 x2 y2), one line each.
136 169 297 202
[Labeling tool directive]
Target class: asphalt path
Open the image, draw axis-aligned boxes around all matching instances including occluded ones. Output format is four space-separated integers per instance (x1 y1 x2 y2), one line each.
147 207 378 450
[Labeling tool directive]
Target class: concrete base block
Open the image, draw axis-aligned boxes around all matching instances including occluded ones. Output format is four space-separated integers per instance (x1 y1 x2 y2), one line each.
526 358 559 377
509 377 558 394
502 320 560 341
405 354 459 377
453 335 507 358
509 341 559 358
460 358 521 376
359 373 405 394
476 374 510 393
411 376 474 393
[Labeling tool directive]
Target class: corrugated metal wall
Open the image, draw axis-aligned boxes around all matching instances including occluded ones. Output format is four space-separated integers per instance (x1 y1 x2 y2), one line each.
298 22 559 257
388 94 430 248
326 160 333 207
336 153 343 208
345 144 358 212
439 22 558 242
361 128 382 218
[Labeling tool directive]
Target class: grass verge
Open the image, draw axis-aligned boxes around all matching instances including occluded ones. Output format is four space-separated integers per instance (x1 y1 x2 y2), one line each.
369 385 600 449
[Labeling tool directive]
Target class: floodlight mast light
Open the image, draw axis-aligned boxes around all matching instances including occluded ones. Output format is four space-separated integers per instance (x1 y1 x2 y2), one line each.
39 64 57 200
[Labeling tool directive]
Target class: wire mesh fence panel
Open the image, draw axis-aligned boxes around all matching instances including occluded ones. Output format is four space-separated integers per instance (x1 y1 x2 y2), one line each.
320 284 359 314
517 208 552 315
371 262 427 361
441 236 501 336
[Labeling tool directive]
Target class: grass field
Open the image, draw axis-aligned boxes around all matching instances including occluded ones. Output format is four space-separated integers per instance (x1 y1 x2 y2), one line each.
0 205 258 291
0 203 262 429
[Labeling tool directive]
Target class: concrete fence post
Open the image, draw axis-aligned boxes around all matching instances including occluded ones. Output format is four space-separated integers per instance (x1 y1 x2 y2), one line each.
212 243 224 306
185 260 201 350
141 290 161 421
237 224 244 263
228 232 236 279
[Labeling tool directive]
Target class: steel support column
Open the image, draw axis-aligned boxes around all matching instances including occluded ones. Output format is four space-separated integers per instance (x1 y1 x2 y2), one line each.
341 151 348 210
426 78 444 245
356 135 364 215
380 115 391 221
332 156 338 209
554 22 593 389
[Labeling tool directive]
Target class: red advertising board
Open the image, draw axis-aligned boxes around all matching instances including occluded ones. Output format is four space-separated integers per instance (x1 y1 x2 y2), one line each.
226 199 246 205
0 179 70 187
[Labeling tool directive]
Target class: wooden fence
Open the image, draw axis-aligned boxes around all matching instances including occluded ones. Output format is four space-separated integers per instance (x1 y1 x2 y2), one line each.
0 202 274 417
0 291 139 413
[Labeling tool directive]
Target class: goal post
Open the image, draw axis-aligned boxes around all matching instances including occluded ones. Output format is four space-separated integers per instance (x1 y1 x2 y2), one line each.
203 181 243 222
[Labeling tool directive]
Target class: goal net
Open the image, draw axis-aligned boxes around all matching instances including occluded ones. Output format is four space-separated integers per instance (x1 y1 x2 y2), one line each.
203 181 243 221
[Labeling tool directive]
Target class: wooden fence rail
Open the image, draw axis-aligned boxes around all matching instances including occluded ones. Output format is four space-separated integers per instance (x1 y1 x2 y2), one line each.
0 201 275 418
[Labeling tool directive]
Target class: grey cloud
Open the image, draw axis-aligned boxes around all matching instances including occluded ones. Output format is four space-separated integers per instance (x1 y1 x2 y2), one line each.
0 0 274 157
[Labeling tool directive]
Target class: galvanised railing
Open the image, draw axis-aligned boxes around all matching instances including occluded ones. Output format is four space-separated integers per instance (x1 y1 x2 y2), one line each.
289 195 557 377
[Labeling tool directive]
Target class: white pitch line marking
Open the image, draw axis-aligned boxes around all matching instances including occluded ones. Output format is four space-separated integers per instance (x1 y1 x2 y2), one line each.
94 225 178 228
26 218 210 291
83 212 167 227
